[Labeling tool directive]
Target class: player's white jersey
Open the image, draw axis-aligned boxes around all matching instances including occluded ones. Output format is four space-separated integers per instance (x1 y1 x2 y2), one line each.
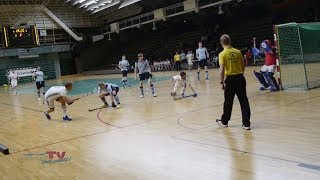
119 60 129 71
196 47 207 60
99 83 119 94
187 53 194 64
34 71 44 82
8 72 18 87
45 86 67 100
173 75 188 87
8 72 18 80
135 60 151 74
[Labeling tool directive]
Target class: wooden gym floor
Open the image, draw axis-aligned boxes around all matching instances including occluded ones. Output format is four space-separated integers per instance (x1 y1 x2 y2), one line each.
0 66 320 180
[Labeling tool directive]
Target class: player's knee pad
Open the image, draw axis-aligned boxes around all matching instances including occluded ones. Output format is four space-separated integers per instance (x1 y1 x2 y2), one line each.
150 84 153 87
266 73 279 89
263 72 274 80
268 72 278 82
140 86 143 89
261 72 269 78
267 72 274 76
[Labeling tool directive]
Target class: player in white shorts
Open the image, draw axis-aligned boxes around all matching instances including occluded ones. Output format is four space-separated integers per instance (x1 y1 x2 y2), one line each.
44 82 78 121
260 65 276 73
171 71 197 100
187 50 194 71
7 70 19 95
33 66 46 100
98 82 121 108
118 54 130 88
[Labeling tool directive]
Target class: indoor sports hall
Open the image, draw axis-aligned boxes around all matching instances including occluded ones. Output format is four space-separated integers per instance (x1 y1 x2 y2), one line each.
0 0 320 179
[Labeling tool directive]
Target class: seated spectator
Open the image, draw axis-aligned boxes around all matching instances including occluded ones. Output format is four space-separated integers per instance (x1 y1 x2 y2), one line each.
245 50 253 65
153 61 158 71
166 59 172 70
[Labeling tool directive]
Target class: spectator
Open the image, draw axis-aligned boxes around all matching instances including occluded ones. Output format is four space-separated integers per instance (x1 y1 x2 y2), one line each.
180 50 187 70
245 49 253 65
174 52 181 71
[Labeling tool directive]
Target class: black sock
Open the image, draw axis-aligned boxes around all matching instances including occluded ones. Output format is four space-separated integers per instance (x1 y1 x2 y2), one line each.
100 97 108 105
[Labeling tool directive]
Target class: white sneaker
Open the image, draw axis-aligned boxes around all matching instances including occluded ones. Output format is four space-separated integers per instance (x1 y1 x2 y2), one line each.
153 93 157 97
140 94 144 98
216 119 228 127
242 125 251 130
38 98 42 101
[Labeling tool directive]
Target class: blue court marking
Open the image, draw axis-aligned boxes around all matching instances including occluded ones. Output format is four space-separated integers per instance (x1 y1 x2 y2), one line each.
17 76 171 95
298 163 320 171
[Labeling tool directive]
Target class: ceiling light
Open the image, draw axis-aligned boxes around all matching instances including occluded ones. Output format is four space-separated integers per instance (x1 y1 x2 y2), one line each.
152 22 157 30
218 4 224 15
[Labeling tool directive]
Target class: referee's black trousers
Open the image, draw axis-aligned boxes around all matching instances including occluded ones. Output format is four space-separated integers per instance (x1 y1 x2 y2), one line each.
221 74 251 127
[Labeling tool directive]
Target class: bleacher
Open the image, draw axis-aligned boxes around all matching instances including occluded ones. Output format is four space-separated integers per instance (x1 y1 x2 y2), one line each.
83 29 203 72
82 14 272 73
227 16 273 49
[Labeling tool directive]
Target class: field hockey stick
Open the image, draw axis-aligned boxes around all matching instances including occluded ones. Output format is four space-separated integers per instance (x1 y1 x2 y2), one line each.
75 90 95 100
88 104 122 112
174 93 198 100
69 90 96 103
88 107 103 112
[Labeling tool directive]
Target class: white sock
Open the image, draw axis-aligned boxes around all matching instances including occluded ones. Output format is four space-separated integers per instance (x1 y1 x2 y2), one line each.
114 96 120 104
62 106 67 117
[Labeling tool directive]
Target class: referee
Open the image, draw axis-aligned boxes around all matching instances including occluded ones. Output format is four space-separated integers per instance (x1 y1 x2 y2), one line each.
216 34 251 130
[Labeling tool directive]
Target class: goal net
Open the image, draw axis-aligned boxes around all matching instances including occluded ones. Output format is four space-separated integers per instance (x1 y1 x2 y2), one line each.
275 22 320 91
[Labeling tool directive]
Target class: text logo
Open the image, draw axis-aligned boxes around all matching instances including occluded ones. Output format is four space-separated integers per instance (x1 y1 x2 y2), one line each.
23 151 71 165
46 151 66 159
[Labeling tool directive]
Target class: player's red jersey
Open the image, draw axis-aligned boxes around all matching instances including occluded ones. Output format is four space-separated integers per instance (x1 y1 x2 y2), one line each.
265 52 276 66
